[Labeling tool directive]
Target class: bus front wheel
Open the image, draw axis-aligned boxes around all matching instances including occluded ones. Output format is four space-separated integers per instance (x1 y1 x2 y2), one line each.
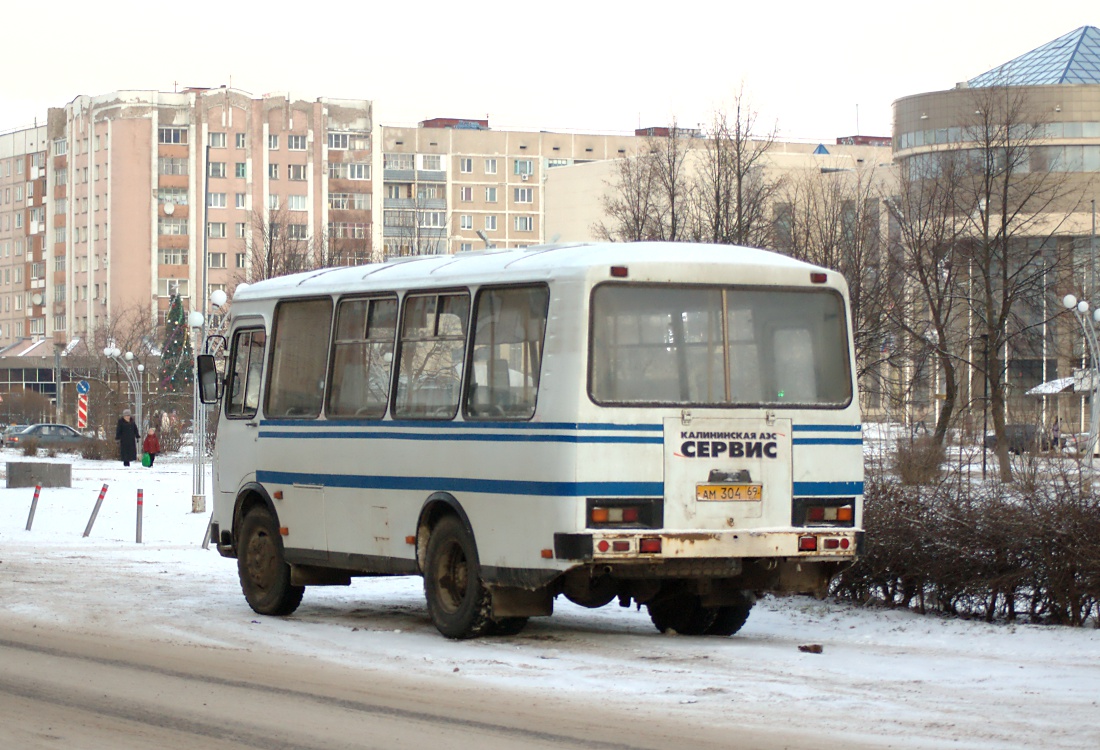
424 515 493 639
237 506 304 616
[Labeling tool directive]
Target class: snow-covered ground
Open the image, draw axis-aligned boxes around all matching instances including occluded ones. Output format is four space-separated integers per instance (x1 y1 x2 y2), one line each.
1 449 1098 749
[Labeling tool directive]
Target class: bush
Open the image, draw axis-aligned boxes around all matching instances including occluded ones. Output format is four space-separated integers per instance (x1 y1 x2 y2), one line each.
157 419 185 453
893 436 946 485
834 459 1100 627
78 438 115 460
20 438 39 456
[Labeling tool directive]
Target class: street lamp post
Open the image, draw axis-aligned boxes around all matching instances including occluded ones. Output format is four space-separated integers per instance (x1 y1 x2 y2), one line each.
188 289 228 514
104 347 145 432
1062 294 1100 468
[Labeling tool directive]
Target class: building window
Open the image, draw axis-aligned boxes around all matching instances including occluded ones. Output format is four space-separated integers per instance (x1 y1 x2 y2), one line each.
514 216 533 232
53 139 67 156
485 187 497 202
548 158 569 168
208 222 227 238
460 215 472 230
236 222 247 239
54 167 67 183
159 249 185 265
236 252 247 268
235 192 247 209
460 186 473 202
54 256 66 271
158 217 188 235
158 127 187 145
383 153 414 170
347 163 370 180
288 195 307 211
158 158 188 176
158 278 189 297
209 252 227 268
236 133 246 149
514 187 533 203
421 154 442 171
288 164 308 181
268 164 279 179
459 157 472 173
514 159 533 176
209 132 227 148
485 215 497 231
419 211 446 228
485 158 497 174
209 193 227 208
158 187 189 206
288 223 309 239
269 195 280 210
288 135 307 150
236 162 247 178
330 192 370 210
209 162 226 178
328 133 349 150
268 135 279 150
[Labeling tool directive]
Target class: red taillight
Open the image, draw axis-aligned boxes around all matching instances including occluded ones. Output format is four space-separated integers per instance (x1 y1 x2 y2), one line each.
798 535 818 552
590 506 641 524
612 540 630 552
811 272 827 284
610 265 629 278
807 507 825 522
639 537 662 554
824 538 840 550
597 540 610 553
621 507 639 523
840 538 850 550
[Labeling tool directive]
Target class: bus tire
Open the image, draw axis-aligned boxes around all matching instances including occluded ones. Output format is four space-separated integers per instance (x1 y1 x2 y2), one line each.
647 591 718 635
704 596 754 636
424 515 492 639
237 506 304 616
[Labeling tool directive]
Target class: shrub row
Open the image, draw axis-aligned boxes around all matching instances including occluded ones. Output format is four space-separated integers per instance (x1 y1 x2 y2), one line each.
833 459 1100 627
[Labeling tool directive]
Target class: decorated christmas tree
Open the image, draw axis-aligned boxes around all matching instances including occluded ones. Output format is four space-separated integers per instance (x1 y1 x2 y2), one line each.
160 293 194 393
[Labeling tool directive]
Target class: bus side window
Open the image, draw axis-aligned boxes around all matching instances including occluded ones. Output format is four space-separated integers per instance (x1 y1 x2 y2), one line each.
394 292 469 419
265 298 334 419
327 296 397 419
226 329 266 419
464 285 549 420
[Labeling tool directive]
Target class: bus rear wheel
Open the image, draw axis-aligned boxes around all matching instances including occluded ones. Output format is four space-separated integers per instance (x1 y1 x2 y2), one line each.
647 591 718 635
237 506 304 616
424 515 492 639
703 595 754 636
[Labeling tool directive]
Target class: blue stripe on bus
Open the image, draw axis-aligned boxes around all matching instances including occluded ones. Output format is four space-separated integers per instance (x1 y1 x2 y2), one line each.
258 430 662 445
793 481 864 495
254 471 862 499
260 419 664 432
256 470 662 497
793 424 862 432
792 438 864 445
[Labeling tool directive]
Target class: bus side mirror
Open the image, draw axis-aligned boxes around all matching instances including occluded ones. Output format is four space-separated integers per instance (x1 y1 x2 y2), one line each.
197 354 221 404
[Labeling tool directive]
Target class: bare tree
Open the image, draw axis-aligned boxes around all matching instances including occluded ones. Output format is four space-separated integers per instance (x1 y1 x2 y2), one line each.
240 205 320 282
593 152 661 241
956 84 1080 479
693 88 781 247
773 165 893 383
885 150 971 443
381 191 449 258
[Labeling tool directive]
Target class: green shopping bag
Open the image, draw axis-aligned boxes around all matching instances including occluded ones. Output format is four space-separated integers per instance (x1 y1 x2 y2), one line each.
141 452 152 467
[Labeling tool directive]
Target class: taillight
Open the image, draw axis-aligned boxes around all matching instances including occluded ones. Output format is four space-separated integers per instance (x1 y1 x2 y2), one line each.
590 505 642 524
803 504 855 526
639 537 661 554
798 535 818 552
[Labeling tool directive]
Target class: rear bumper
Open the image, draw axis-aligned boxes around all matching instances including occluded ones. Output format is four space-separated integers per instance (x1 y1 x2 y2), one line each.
555 529 863 562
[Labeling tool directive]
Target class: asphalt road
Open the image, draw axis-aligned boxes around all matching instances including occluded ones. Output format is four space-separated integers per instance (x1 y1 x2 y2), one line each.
0 623 805 750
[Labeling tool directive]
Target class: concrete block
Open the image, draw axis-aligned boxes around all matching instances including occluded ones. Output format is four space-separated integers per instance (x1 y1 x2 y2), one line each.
6 462 72 488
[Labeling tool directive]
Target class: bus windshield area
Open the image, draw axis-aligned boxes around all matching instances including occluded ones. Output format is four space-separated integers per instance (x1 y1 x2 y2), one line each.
589 284 852 407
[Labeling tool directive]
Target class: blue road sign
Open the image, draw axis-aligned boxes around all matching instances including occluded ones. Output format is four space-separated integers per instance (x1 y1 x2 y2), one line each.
76 380 90 394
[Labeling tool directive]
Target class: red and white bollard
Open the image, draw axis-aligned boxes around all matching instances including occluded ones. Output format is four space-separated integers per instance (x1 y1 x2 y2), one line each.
25 484 42 531
83 484 109 538
136 489 144 544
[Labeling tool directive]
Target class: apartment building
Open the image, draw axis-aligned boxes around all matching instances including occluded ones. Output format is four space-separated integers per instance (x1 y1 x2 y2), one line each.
0 126 48 347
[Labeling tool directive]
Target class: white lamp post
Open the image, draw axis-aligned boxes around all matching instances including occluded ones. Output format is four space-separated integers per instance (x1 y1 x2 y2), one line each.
1062 294 1100 466
104 346 145 433
188 288 228 514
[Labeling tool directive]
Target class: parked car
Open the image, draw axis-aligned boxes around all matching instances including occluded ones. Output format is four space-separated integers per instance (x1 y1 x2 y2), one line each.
983 424 1053 454
2 424 28 438
4 423 87 449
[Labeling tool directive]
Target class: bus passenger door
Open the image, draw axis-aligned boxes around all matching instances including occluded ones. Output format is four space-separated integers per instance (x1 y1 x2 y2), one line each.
216 327 267 504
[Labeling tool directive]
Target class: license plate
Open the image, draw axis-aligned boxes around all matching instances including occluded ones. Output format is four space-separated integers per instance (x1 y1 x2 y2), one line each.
696 484 763 501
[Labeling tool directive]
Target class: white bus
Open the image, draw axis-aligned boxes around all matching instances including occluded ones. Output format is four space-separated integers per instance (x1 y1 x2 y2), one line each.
198 242 864 639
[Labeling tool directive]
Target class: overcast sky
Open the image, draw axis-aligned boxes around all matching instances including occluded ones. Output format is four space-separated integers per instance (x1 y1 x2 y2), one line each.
2 1 1098 142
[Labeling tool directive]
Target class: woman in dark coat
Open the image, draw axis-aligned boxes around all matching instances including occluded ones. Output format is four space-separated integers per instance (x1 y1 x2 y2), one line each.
115 409 140 466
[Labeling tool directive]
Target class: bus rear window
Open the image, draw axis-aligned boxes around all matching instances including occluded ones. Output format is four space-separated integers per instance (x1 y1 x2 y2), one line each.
589 284 852 407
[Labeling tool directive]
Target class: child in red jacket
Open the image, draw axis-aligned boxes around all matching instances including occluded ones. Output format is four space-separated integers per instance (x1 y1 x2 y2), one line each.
142 427 161 466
